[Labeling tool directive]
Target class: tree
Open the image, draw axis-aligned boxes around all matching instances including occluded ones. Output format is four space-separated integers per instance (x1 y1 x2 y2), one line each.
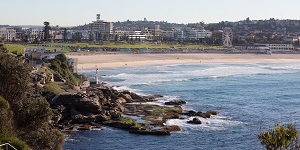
63 28 68 42
114 34 119 42
0 54 62 150
43 21 51 42
258 123 299 150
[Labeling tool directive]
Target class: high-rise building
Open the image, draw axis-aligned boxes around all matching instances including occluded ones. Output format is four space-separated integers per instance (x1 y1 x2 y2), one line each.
89 14 113 41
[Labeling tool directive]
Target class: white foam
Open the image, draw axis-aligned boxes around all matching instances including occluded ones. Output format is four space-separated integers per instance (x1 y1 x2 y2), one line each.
257 64 300 71
166 115 243 131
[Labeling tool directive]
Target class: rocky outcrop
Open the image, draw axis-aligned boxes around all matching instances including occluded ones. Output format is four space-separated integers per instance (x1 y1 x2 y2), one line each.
129 129 171 135
49 83 219 136
52 93 102 114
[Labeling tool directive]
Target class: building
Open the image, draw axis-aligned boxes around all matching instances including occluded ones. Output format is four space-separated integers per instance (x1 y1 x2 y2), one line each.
24 48 64 60
89 14 113 41
0 28 17 41
31 29 44 42
255 43 294 51
186 28 212 40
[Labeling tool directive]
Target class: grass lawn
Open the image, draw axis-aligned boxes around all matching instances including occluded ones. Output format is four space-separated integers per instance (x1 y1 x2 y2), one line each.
41 43 224 49
4 43 224 54
4 44 28 54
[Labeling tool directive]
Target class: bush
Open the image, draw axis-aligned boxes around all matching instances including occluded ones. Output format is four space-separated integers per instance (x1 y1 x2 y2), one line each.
258 123 299 150
0 137 29 150
50 54 80 89
0 96 14 137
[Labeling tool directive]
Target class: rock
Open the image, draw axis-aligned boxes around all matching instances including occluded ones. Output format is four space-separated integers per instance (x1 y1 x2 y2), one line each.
95 114 110 122
110 111 123 118
195 112 207 118
78 125 91 131
70 108 81 119
52 93 102 114
122 90 131 95
116 97 127 104
130 93 144 101
187 118 202 124
206 111 219 115
72 114 96 123
103 121 135 129
52 114 62 123
166 125 181 131
129 129 171 135
165 100 186 105
119 93 133 103
183 110 197 116
203 113 211 118
171 115 180 119
143 95 163 101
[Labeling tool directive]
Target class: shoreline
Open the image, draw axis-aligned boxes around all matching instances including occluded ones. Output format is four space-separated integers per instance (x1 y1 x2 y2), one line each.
67 53 300 69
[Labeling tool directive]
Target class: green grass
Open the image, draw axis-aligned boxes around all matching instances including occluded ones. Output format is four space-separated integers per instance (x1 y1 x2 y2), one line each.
41 82 65 100
38 67 52 74
43 82 65 94
4 44 27 54
36 43 224 50
4 43 223 54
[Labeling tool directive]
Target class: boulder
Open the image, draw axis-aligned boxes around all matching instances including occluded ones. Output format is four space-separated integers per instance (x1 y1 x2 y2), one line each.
77 125 91 131
195 112 207 118
52 93 102 114
72 114 96 123
166 125 181 131
206 111 219 115
70 108 81 119
130 93 145 101
143 95 163 101
119 93 133 103
165 100 186 105
183 110 197 116
116 97 127 104
95 114 110 122
110 111 123 118
187 118 202 124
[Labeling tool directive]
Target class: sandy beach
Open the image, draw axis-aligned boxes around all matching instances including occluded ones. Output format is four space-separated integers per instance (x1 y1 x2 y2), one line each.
67 53 300 69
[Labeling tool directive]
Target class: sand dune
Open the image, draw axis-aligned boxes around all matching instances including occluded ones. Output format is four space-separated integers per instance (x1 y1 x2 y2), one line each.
67 53 300 69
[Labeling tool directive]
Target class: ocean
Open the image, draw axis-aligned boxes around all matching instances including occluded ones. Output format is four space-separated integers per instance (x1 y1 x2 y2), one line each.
64 62 300 150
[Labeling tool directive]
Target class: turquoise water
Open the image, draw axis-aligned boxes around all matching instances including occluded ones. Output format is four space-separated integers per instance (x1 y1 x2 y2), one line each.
65 62 300 150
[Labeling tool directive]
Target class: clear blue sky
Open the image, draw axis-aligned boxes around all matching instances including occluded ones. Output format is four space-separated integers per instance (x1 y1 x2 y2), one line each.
1 0 300 26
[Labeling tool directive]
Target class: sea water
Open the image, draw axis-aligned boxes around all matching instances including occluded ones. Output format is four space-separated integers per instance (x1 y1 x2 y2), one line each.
64 62 300 150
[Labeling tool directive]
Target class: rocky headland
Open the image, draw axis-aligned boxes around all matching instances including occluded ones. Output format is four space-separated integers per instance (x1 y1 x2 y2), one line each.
49 83 219 136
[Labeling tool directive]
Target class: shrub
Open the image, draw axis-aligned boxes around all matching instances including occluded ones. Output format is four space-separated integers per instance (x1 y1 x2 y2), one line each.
50 54 80 89
258 123 299 150
0 96 14 137
0 137 29 150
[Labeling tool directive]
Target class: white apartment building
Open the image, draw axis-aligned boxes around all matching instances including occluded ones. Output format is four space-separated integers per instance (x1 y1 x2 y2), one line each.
258 44 295 51
31 29 44 41
187 28 212 40
160 30 175 39
0 28 17 41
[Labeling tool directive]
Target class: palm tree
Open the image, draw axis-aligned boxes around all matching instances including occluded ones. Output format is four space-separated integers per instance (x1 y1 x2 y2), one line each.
43 21 51 42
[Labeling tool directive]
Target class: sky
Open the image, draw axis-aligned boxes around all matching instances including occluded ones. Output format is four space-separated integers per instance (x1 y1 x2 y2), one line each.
1 0 300 26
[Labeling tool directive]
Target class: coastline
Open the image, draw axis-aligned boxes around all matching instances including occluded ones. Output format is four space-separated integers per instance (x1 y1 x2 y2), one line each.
67 53 300 69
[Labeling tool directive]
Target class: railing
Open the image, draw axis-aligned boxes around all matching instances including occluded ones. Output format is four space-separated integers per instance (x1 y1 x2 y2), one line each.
0 143 17 150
